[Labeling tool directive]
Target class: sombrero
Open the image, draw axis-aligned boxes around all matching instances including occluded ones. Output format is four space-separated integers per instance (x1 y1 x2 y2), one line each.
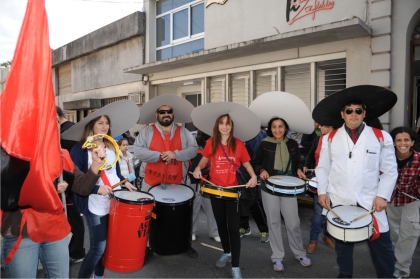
312 85 398 128
191 102 260 142
248 91 314 134
138 94 194 124
61 100 140 141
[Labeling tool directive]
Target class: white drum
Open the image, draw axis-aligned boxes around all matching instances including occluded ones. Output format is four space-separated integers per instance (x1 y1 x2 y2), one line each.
148 184 194 204
307 177 318 194
326 205 373 243
265 175 306 197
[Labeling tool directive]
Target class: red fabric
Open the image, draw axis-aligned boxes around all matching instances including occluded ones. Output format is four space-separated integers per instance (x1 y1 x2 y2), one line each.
0 0 63 213
101 172 111 187
61 149 74 172
202 138 250 187
350 129 358 144
144 124 183 185
3 210 27 264
370 214 380 241
314 135 325 167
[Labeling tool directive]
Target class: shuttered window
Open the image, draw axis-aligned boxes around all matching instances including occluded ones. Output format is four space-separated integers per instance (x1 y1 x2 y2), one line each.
317 58 346 102
58 63 71 95
255 69 277 99
230 72 250 106
210 76 225 103
284 64 311 110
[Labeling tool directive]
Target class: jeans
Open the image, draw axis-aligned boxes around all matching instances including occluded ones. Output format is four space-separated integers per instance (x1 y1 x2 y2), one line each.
309 194 327 241
335 231 395 278
2 235 69 278
68 205 86 259
78 210 108 278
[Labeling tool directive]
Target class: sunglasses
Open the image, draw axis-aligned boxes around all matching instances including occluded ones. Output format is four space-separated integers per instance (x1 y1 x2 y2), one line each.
345 108 364 115
157 109 173 115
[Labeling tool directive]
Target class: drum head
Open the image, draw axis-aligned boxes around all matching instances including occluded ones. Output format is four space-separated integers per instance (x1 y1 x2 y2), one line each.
113 190 154 204
326 205 372 228
267 175 305 187
149 184 194 204
308 177 317 188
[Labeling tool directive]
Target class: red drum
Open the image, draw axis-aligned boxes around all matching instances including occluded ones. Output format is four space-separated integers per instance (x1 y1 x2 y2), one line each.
103 190 154 273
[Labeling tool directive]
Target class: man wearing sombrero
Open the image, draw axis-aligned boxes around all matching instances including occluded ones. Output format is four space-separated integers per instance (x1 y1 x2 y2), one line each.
134 95 198 257
313 85 398 278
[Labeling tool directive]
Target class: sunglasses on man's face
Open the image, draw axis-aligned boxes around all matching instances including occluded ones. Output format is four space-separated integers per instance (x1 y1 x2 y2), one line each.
345 108 364 115
157 109 173 115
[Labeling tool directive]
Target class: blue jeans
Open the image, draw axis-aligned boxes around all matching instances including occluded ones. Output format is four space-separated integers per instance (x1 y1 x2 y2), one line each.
335 231 395 278
78 210 108 278
2 235 69 278
309 194 327 241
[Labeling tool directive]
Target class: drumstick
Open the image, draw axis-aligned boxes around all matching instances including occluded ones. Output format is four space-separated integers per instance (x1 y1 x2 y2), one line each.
328 207 344 221
397 189 419 201
350 209 376 223
201 242 223 252
224 183 261 189
305 169 316 172
301 177 318 183
111 173 136 189
188 171 217 186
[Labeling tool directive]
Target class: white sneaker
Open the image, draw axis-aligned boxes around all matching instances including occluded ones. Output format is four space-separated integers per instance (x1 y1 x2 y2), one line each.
192 234 196 241
213 236 221 242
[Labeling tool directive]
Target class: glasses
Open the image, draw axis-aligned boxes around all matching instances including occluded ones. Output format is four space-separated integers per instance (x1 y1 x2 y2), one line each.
345 108 363 115
157 109 173 115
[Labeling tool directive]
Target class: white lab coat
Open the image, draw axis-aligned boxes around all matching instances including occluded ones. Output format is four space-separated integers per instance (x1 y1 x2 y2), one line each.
316 123 398 232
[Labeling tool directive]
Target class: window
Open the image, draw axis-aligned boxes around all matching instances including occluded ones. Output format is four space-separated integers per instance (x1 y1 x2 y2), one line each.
317 58 346 102
156 0 204 61
230 72 250 106
284 64 311 110
255 69 277 98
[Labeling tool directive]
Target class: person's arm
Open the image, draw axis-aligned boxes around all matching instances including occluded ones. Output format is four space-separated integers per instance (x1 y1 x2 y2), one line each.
133 126 161 162
242 161 257 188
173 128 198 161
192 156 210 179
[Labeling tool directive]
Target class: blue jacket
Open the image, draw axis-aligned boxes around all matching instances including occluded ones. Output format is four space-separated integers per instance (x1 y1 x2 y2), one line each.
70 142 124 214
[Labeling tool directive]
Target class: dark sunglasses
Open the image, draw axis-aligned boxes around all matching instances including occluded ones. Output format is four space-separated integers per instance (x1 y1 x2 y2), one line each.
345 108 364 115
158 109 173 115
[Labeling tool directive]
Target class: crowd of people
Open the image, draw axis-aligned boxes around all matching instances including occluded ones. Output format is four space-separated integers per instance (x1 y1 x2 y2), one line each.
2 87 420 279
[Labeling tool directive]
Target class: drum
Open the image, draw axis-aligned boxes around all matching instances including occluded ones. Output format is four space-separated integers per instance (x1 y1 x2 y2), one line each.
307 177 318 194
148 184 195 255
326 205 373 243
200 184 239 200
265 175 306 197
103 190 154 273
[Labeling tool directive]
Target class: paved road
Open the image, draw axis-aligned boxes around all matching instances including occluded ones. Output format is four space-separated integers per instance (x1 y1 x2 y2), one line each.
12 197 420 278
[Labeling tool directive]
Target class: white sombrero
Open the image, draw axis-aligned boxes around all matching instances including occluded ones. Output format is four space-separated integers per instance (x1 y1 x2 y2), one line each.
138 94 194 124
61 100 140 141
249 91 313 134
191 102 260 142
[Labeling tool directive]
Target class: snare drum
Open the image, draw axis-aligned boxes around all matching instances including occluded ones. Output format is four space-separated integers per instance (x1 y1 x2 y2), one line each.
265 176 306 197
326 205 373 243
200 184 239 200
307 177 318 194
148 184 195 255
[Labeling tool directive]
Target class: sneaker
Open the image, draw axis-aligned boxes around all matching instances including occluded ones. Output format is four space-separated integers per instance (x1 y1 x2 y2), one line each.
192 234 196 241
231 267 242 278
260 232 269 243
69 257 84 265
212 236 221 242
239 227 251 238
393 267 409 278
215 253 232 267
296 255 311 267
93 273 106 279
273 260 284 272
337 274 352 278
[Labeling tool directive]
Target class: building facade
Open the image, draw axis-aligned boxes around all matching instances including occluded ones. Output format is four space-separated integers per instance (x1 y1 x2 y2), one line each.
121 0 420 132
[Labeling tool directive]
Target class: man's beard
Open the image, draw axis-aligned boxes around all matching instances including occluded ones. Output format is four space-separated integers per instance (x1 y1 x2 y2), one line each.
158 116 174 127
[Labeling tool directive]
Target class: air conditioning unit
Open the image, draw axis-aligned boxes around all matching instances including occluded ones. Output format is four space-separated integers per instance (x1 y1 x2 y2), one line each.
128 92 145 105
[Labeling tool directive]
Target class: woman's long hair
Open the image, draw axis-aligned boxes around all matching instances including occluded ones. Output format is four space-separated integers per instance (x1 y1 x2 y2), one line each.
80 115 115 151
211 114 236 157
390 126 420 152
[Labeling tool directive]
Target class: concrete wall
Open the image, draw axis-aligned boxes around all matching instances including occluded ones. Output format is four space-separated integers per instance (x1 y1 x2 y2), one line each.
205 0 367 49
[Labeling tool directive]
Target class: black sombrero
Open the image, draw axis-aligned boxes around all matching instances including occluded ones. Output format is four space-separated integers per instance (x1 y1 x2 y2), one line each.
312 85 397 128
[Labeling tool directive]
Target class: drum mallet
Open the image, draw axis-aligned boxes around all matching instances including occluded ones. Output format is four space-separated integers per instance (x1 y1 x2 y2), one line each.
397 189 419 201
350 209 376 223
328 207 344 222
301 177 318 183
225 183 261 189
111 173 136 189
188 171 217 186
201 242 223 252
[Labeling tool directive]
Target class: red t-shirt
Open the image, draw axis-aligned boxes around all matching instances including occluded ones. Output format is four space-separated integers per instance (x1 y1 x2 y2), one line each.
202 138 250 187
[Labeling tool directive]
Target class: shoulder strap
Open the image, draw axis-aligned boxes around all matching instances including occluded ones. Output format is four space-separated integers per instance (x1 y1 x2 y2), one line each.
327 129 339 162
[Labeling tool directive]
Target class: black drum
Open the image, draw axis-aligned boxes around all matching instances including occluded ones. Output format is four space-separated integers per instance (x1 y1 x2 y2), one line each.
148 184 195 255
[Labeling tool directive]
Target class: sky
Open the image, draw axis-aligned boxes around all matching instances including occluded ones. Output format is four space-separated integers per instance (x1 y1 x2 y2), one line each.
0 0 143 63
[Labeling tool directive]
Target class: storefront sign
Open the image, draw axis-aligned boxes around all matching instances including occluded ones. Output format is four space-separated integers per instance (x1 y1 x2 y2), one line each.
206 0 228 8
286 0 335 25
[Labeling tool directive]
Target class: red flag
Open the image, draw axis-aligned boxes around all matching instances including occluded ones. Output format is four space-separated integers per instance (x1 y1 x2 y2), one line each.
0 0 63 213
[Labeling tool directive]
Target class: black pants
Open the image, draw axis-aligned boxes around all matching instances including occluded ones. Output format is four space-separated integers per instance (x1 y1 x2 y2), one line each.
240 199 268 233
67 205 86 259
210 197 241 267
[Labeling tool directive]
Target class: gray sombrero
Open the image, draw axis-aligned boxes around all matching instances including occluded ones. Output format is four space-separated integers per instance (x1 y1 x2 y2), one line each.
61 100 140 141
191 102 260 142
248 91 314 134
312 85 398 128
138 94 194 124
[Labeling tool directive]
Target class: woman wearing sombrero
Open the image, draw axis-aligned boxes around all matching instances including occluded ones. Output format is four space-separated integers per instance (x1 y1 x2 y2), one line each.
191 102 260 279
249 91 314 272
61 100 139 279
